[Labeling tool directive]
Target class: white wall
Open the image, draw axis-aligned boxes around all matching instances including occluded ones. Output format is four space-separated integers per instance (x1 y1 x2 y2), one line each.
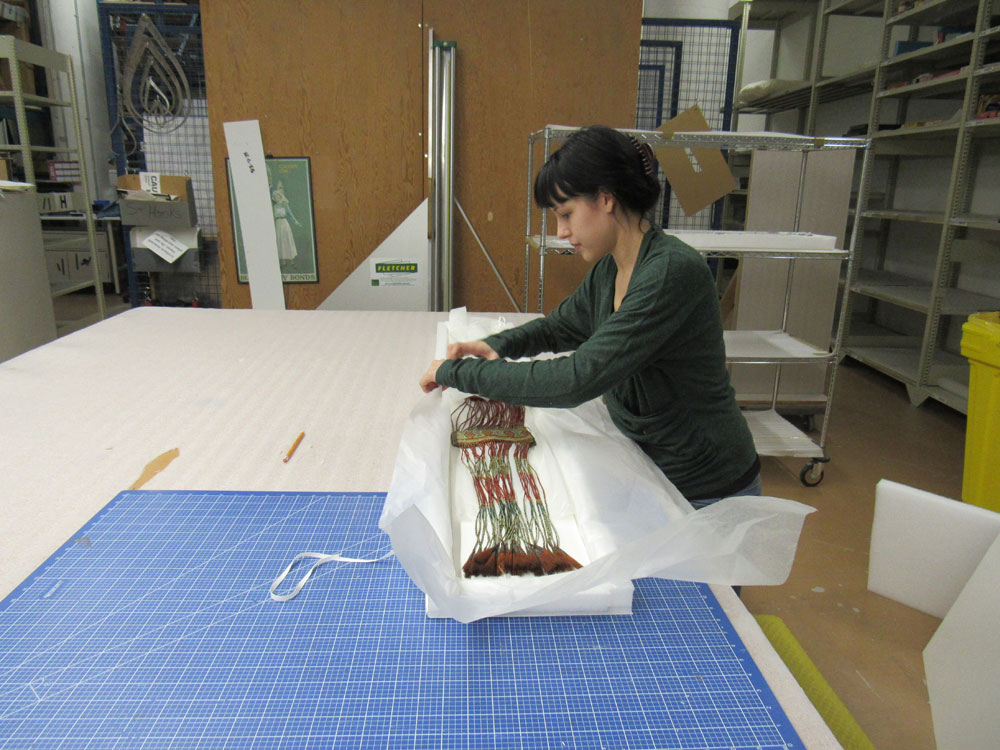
37 0 114 201
824 15 883 75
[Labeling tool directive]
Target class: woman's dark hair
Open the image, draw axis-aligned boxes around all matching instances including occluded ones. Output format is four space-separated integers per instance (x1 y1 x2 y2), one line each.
533 125 661 218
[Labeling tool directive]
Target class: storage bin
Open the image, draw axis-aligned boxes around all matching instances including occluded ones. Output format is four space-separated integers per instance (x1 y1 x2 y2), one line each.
961 312 1000 512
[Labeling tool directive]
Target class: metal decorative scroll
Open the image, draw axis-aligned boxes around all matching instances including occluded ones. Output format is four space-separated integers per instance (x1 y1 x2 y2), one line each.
121 13 191 135
451 396 582 578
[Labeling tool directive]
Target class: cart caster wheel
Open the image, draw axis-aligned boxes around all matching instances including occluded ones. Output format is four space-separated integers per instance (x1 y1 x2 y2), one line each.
800 462 824 487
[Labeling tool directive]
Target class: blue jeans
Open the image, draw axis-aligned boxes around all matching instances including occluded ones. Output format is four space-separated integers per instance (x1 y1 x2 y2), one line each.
687 472 763 510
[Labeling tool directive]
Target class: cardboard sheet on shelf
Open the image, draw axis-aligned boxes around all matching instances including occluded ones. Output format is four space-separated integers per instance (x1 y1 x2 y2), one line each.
656 105 739 217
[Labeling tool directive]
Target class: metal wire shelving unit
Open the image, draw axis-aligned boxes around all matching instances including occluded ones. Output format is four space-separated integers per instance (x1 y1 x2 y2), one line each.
0 35 105 321
523 125 869 485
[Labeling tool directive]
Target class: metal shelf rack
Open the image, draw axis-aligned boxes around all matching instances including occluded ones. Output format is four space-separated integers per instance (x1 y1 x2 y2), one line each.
0 35 105 321
523 126 868 484
842 0 1000 413
730 0 883 133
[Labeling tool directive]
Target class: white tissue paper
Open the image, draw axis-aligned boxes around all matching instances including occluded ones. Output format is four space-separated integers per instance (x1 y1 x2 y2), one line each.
434 306 518 358
379 310 815 623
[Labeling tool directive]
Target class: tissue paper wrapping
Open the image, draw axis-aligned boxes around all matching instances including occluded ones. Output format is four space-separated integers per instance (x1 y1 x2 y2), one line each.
379 389 813 623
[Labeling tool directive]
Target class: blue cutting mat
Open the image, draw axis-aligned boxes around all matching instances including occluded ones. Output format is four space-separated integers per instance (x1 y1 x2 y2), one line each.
0 491 803 749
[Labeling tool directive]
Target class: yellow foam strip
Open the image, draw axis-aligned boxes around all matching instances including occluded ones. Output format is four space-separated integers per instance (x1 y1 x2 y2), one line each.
755 615 876 750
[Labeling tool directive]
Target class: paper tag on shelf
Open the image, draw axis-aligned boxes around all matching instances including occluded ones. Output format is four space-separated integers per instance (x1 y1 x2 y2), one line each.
143 230 189 263
139 172 162 194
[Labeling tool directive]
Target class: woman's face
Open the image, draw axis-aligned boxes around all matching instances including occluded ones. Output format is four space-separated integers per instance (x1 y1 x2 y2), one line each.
552 193 616 262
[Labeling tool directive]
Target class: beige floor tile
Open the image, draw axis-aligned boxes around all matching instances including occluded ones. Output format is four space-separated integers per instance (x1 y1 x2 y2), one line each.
744 359 966 750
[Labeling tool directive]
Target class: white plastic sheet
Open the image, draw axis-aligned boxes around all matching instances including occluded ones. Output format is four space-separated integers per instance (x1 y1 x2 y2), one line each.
434 306 517 357
379 388 814 623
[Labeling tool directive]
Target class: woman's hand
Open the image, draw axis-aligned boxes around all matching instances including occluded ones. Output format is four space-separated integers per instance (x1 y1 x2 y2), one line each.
419 341 498 393
419 359 446 393
446 340 498 360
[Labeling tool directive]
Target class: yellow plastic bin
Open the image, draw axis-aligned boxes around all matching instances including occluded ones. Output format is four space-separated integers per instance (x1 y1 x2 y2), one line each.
961 312 1000 512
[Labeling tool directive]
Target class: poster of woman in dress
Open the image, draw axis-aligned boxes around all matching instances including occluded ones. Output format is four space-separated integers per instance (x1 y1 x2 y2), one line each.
271 179 301 267
229 157 318 283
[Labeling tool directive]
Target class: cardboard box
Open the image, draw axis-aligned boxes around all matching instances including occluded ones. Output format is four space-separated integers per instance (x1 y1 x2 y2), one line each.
66 250 100 284
45 240 112 286
117 174 198 228
45 250 69 285
37 191 84 214
42 229 108 254
47 160 81 182
0 1 28 23
130 226 201 273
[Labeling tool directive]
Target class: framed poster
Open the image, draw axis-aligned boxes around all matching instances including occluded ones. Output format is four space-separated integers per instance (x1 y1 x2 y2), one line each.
227 156 318 283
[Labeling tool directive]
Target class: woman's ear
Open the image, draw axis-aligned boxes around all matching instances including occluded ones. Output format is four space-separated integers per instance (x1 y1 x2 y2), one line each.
598 191 616 214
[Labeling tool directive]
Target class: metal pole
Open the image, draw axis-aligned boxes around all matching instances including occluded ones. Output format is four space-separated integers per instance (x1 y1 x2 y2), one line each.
427 28 435 311
427 28 435 181
731 0 752 132
428 35 456 312
67 54 106 319
537 127 552 313
455 199 519 312
5 39 34 185
444 45 455 310
429 40 442 310
523 133 534 313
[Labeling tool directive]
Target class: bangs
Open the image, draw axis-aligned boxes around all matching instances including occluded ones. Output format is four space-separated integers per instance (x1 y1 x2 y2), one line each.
532 153 577 209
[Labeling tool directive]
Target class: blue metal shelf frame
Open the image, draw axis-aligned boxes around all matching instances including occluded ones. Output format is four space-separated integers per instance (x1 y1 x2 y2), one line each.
96 1 207 308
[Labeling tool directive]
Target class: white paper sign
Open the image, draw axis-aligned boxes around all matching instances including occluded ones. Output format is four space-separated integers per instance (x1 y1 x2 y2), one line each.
139 172 162 194
143 230 189 264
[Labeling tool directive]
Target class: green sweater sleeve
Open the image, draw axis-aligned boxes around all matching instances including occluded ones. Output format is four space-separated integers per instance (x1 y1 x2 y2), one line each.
436 239 710 408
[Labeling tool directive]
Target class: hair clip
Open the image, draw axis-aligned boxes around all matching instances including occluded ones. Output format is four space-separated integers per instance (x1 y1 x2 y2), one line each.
628 135 657 178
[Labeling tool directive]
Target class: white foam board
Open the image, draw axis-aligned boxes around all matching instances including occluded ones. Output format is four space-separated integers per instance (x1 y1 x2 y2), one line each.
868 479 1000 618
426 581 634 618
223 120 285 310
924 534 1000 750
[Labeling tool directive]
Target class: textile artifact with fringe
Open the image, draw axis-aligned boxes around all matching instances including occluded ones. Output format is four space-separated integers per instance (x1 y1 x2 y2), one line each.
451 396 582 578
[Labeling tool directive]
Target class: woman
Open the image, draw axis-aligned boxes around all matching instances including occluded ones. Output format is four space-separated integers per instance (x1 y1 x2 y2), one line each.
419 126 759 507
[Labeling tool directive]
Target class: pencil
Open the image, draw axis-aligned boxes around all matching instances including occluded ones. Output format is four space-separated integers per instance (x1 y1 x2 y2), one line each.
283 432 305 463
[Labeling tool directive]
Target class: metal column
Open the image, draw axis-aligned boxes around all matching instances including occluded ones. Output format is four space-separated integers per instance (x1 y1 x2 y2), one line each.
428 31 456 312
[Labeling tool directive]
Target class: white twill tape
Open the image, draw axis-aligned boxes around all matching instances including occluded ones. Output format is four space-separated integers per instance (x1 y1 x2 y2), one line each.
270 550 394 602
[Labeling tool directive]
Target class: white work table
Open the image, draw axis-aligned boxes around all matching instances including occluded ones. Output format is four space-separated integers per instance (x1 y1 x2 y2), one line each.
0 307 840 749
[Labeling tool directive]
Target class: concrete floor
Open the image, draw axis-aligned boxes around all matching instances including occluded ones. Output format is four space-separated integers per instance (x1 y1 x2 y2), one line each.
52 288 130 337
744 358 967 750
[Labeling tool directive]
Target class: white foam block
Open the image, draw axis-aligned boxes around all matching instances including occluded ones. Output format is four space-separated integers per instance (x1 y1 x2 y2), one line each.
426 580 634 618
868 479 1000 617
924 534 1000 750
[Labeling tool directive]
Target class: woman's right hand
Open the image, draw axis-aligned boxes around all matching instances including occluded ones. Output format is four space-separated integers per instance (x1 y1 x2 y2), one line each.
447 340 499 361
